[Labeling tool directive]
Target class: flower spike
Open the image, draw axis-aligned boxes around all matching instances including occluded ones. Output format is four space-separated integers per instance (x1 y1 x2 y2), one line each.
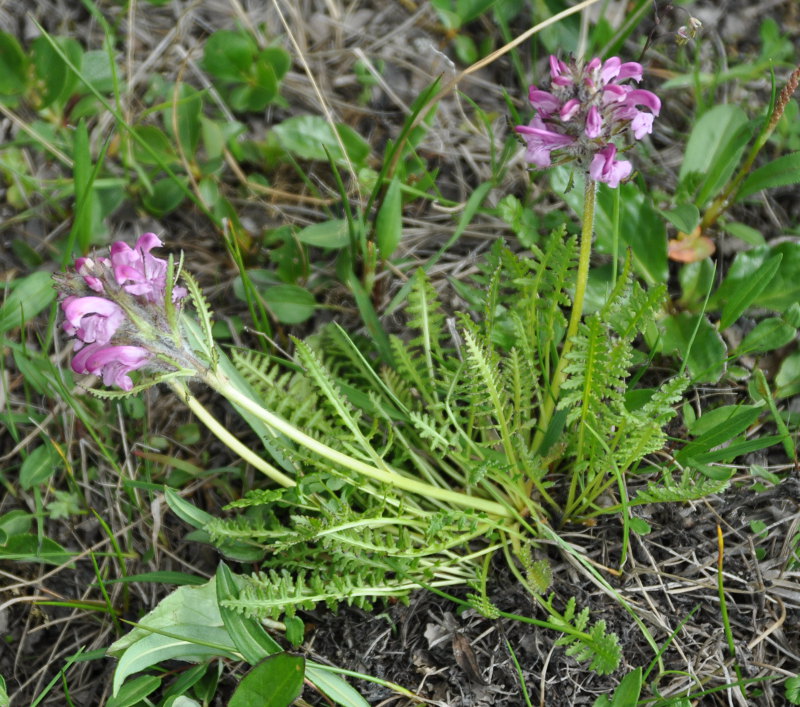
516 54 660 187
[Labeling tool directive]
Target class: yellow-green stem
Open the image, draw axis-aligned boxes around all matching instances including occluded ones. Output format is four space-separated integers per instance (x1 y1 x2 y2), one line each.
533 178 597 454
169 380 296 488
202 370 512 518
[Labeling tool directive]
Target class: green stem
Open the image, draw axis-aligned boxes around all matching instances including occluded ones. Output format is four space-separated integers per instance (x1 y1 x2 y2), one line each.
533 178 597 453
202 370 512 518
169 380 296 488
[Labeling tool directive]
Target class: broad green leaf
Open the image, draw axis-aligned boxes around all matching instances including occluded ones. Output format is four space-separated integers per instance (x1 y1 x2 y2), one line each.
273 115 370 166
164 487 214 530
686 404 763 436
659 203 700 234
0 534 74 566
112 625 237 696
717 253 782 330
0 510 33 540
167 84 203 156
678 104 750 205
712 242 800 312
142 178 186 216
776 350 800 398
262 284 316 324
216 562 282 665
737 151 800 201
736 318 796 355
659 313 726 383
297 219 350 248
0 271 57 333
108 577 227 657
106 674 161 707
20 443 58 489
0 32 28 97
132 125 177 165
81 50 115 93
102 571 207 586
375 178 403 259
228 654 305 707
203 31 256 81
786 675 800 704
678 259 714 308
32 35 82 108
260 47 291 79
611 667 642 706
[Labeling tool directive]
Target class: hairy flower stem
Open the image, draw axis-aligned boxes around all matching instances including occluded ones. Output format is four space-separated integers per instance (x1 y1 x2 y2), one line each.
533 178 597 460
201 369 513 518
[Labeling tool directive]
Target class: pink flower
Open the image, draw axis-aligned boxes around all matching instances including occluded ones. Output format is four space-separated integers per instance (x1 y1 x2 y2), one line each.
62 295 124 347
110 233 169 302
516 117 576 167
71 343 151 392
589 145 632 188
516 54 660 186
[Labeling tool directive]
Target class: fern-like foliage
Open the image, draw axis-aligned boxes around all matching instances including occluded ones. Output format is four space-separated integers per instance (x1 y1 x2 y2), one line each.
209 228 711 677
548 596 622 676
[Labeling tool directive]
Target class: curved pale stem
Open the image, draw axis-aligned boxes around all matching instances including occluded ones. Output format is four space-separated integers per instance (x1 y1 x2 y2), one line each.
169 379 296 488
201 370 513 518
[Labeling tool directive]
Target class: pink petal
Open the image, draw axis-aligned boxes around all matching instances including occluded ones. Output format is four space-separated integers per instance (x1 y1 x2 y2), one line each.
62 296 123 329
600 57 621 84
625 89 661 115
528 87 561 116
585 106 602 138
616 62 643 82
560 98 581 121
589 145 632 188
631 112 655 139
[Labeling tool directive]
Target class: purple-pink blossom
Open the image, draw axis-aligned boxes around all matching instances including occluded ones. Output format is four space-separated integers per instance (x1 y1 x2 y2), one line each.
589 145 632 188
62 295 125 348
515 54 660 186
56 233 188 390
71 343 151 391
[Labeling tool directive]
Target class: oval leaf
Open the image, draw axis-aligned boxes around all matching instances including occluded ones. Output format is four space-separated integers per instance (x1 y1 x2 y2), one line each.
20 444 58 490
297 219 350 248
262 284 316 324
228 654 304 707
375 178 403 259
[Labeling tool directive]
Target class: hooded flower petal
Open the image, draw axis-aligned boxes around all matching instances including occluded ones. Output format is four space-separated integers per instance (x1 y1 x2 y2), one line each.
528 87 561 117
71 343 151 391
589 145 632 187
585 105 602 138
516 118 575 167
110 233 169 302
615 62 643 82
600 57 621 84
62 295 125 345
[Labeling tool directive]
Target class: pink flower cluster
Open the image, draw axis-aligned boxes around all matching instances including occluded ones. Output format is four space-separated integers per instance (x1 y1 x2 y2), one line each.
59 233 185 390
516 55 661 187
